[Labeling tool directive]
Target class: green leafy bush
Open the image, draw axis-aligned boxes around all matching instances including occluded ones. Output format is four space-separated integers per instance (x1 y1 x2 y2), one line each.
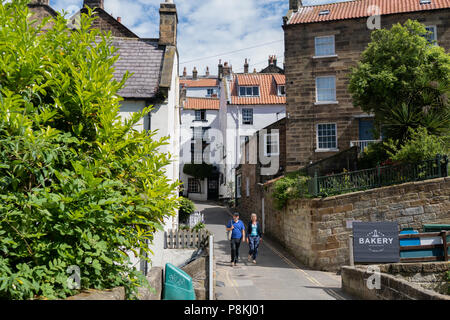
191 222 206 232
271 174 310 210
384 127 449 163
357 142 390 169
178 197 195 223
0 1 178 299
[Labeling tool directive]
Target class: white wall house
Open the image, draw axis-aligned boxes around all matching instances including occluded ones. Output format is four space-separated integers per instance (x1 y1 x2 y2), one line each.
218 67 286 199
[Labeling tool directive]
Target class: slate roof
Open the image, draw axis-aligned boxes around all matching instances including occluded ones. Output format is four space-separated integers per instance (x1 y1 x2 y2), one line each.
111 38 165 99
288 0 450 25
184 97 220 110
231 74 286 105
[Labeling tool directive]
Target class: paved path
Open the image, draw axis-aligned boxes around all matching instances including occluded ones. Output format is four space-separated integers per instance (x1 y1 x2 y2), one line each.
196 201 353 300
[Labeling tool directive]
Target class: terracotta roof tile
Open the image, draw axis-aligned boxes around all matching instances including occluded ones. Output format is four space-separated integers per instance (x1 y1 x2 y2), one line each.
273 74 286 85
231 74 286 105
180 78 219 88
184 97 220 110
288 0 450 25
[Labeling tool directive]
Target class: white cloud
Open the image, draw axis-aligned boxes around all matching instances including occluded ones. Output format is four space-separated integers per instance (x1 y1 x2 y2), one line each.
50 0 347 75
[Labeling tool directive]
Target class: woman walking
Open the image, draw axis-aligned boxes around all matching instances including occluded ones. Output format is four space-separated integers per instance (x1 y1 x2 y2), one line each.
246 213 262 264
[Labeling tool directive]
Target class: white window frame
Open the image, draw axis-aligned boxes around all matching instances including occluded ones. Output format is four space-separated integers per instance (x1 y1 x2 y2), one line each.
188 178 201 194
239 86 260 97
195 110 206 121
264 132 280 157
277 85 286 96
242 108 253 125
316 123 338 152
206 88 214 97
314 35 336 58
425 25 437 44
315 76 338 104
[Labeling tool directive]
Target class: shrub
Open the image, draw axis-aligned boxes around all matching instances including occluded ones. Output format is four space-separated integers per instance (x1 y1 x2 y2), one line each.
178 197 195 224
357 142 390 169
0 1 179 299
384 127 449 163
271 174 310 210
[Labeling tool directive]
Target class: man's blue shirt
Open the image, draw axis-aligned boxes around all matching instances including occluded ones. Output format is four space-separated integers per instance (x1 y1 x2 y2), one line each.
227 219 245 239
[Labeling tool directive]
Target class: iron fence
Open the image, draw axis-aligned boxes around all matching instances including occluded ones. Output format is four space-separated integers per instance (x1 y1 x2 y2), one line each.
308 155 448 197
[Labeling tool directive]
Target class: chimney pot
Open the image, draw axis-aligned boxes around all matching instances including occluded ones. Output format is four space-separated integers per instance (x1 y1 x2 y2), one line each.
206 67 210 77
117 17 122 23
193 67 198 80
244 58 249 74
183 67 187 77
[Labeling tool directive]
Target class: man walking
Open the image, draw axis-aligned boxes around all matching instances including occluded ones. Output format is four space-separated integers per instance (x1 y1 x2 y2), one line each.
226 212 245 267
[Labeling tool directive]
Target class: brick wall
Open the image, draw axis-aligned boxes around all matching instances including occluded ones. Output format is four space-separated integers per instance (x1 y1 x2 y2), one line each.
253 177 450 271
284 9 450 170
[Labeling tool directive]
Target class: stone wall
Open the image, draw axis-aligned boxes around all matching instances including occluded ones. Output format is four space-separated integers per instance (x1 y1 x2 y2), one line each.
341 263 450 300
284 9 450 170
246 177 450 271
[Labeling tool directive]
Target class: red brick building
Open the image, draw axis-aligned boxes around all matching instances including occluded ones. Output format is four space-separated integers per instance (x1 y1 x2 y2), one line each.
283 0 450 171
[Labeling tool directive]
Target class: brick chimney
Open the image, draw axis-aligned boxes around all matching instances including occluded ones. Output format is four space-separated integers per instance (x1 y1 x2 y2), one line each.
30 0 50 4
182 67 187 77
244 58 249 74
218 60 223 79
83 0 104 9
223 62 232 77
192 67 198 80
289 0 299 12
159 0 178 46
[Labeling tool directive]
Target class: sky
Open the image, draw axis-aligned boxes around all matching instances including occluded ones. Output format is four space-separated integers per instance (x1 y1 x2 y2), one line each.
50 0 351 76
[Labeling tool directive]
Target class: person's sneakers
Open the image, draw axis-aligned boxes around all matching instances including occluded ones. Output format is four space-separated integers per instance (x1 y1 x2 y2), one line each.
252 260 256 264
248 255 251 261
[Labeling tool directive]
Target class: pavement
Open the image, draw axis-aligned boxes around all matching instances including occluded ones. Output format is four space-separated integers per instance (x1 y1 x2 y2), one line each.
195 201 354 300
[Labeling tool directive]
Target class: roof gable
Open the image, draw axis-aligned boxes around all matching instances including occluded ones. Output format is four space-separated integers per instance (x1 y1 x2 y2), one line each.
231 74 286 105
288 0 450 25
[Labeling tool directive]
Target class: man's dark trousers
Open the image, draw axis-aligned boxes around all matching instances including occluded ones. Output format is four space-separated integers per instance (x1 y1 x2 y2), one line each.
230 238 241 263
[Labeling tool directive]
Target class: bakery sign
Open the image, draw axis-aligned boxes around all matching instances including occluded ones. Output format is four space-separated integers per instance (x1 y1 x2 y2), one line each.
353 222 400 263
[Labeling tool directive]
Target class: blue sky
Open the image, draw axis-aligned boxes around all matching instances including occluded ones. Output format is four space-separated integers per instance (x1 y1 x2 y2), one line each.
50 0 350 75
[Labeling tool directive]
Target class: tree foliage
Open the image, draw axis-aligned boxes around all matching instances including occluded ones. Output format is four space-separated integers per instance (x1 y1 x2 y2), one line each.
349 20 450 142
0 1 179 299
178 197 195 223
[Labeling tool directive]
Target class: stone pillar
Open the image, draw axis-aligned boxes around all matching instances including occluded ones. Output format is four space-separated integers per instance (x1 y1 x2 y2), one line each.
159 0 178 46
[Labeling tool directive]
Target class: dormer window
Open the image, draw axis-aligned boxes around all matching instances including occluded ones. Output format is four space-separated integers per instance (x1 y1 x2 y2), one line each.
239 86 260 97
277 85 286 96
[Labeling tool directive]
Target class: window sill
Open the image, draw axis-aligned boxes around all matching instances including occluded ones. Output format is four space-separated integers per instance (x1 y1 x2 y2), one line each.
193 120 208 122
313 54 338 59
315 149 339 153
314 101 339 106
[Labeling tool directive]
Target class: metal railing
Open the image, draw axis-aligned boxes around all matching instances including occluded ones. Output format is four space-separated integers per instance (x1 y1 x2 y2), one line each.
308 155 448 197
350 140 382 153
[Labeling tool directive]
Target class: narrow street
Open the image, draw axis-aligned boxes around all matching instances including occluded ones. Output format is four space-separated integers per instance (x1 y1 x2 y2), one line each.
196 202 353 300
